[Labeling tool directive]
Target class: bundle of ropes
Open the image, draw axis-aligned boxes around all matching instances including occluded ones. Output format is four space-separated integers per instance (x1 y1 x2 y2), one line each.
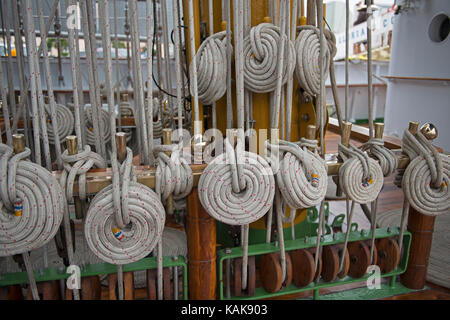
338 142 384 204
84 106 111 147
44 103 74 145
153 144 194 204
266 138 328 210
59 145 106 202
189 31 229 105
0 144 64 256
84 147 165 265
400 128 449 216
243 23 296 93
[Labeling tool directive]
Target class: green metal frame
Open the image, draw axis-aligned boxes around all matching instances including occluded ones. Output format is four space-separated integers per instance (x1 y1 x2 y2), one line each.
0 255 188 300
217 227 412 300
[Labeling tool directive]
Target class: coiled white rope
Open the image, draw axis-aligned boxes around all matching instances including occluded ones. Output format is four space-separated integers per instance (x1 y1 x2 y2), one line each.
59 146 106 202
0 144 64 256
266 138 327 209
294 25 330 98
243 23 296 93
84 147 165 265
190 31 229 105
338 143 384 204
154 144 194 203
44 104 75 146
401 129 449 216
198 138 275 226
84 106 112 147
361 138 398 177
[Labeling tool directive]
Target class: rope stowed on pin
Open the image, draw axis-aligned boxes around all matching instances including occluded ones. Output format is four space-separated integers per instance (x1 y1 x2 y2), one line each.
401 129 449 216
295 25 331 98
266 138 328 209
361 138 398 177
84 105 111 147
198 138 275 225
243 23 296 93
190 31 229 105
59 146 106 202
154 144 194 203
84 147 165 264
43 104 74 145
0 144 65 256
338 143 384 204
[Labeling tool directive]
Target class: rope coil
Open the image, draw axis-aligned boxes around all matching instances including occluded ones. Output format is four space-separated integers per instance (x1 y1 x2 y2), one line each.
243 23 295 93
190 31 229 105
154 144 194 203
266 138 328 209
198 138 275 225
401 129 449 216
361 138 398 177
294 25 330 97
338 142 384 204
84 105 111 147
84 147 165 265
0 144 65 256
42 104 74 145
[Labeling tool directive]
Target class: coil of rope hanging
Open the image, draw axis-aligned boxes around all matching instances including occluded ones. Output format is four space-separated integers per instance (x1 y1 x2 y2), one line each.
294 25 330 98
198 137 275 226
243 23 296 93
338 141 384 204
153 144 194 203
84 105 112 147
84 147 165 265
401 127 449 216
0 144 65 256
265 138 328 210
43 103 75 145
59 144 106 203
189 31 229 105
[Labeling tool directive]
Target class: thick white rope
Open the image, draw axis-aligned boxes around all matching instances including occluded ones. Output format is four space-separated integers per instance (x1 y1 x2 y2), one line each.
243 23 296 94
44 104 75 146
361 138 398 177
154 145 194 203
0 145 64 256
198 138 275 226
266 139 328 210
294 25 330 98
59 146 106 202
189 31 229 106
84 106 112 148
84 148 165 265
401 129 449 216
338 143 384 204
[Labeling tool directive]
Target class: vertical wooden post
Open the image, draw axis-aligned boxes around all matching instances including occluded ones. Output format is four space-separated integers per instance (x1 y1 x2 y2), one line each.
400 122 439 290
186 187 216 299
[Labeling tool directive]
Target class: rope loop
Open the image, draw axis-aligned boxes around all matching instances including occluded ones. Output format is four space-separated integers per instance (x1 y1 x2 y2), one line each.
401 129 449 216
198 140 275 226
190 31 229 105
338 142 384 204
84 147 165 265
295 25 330 97
361 138 398 177
243 23 296 93
154 144 194 202
0 144 65 256
265 139 327 209
60 145 106 202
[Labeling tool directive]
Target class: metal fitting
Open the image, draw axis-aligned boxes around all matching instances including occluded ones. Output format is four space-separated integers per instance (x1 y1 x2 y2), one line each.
225 248 232 255
172 256 179 262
